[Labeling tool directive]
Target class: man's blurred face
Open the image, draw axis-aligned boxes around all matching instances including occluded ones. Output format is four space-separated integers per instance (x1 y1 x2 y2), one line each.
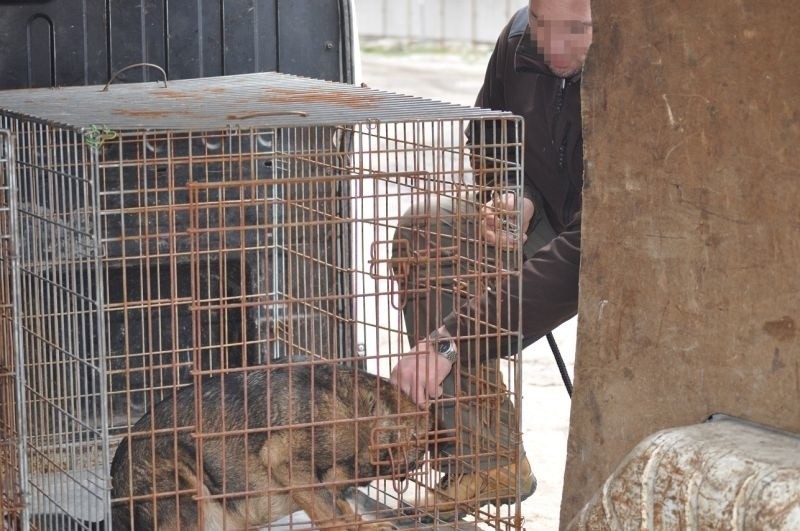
529 0 593 78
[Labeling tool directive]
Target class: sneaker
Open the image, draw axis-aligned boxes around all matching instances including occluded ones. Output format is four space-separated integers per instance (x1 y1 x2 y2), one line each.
417 455 537 521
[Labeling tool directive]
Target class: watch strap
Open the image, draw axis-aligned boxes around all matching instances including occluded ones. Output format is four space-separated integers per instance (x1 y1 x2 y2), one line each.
427 329 457 363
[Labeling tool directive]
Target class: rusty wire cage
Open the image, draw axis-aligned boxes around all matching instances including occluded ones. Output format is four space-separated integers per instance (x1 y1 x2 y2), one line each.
0 72 524 530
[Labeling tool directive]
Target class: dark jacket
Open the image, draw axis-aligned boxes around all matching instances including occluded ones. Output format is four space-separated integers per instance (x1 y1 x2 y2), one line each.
442 7 583 343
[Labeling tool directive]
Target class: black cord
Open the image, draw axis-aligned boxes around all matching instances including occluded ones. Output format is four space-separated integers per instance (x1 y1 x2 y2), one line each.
546 332 573 398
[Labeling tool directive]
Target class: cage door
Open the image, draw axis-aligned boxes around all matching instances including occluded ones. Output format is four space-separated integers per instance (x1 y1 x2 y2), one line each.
5 126 111 528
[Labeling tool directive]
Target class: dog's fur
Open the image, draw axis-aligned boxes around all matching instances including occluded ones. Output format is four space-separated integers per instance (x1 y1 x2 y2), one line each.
110 363 427 531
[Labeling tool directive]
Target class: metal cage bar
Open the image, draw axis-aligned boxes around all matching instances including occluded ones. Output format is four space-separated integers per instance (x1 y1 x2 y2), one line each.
1 128 28 529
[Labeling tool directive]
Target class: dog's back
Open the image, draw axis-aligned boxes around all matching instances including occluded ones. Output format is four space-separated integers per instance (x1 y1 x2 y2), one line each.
111 363 424 530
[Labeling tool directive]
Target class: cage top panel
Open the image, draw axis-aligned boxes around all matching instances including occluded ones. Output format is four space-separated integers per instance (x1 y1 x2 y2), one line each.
0 72 513 132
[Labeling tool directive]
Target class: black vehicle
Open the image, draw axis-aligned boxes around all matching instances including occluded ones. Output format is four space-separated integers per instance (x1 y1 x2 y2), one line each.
0 0 356 89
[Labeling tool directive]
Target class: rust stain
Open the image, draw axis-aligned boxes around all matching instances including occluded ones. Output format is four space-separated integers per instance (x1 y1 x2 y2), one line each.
248 87 381 109
150 90 197 99
149 86 228 99
763 316 796 341
226 110 308 121
112 110 173 118
115 86 381 112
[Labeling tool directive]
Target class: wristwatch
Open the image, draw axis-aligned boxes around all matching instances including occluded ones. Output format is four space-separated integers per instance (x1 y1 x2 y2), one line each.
428 329 458 364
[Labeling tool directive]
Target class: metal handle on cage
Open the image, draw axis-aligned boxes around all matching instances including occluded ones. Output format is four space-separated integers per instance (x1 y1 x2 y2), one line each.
102 63 168 91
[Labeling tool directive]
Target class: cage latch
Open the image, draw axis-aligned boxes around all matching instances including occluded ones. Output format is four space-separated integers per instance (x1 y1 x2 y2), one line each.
369 424 424 494
379 238 461 311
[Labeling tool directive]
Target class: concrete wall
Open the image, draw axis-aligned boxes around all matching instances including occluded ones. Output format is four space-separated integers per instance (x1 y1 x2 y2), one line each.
354 0 520 46
563 0 800 526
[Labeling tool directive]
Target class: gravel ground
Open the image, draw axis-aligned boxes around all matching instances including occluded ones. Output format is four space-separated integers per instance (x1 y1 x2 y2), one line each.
360 49 578 531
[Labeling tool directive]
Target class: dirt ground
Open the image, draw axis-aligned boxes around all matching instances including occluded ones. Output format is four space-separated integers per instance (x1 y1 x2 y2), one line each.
360 50 578 531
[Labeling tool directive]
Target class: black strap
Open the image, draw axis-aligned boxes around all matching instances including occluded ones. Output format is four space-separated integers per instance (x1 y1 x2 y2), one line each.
546 332 573 398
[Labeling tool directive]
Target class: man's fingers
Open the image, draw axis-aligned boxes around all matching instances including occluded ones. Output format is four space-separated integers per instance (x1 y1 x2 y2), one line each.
391 349 451 408
484 227 517 249
414 385 429 408
483 207 522 248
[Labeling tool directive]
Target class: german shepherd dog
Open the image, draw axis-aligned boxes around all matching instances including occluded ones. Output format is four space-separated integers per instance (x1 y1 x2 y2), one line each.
111 362 428 530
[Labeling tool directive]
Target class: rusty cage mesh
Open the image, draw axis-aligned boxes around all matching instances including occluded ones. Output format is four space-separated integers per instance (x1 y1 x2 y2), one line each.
0 73 524 530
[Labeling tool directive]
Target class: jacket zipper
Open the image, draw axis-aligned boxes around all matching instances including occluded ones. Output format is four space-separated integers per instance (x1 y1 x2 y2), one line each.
555 78 566 115
555 78 577 226
555 78 567 170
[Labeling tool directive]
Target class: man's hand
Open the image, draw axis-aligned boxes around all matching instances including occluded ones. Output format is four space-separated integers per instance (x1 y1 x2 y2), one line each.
390 337 455 409
482 193 535 248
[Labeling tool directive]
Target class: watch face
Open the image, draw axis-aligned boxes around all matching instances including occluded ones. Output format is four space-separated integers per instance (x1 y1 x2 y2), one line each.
437 340 450 355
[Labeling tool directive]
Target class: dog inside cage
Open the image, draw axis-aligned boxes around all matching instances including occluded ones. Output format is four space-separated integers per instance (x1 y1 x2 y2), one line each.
0 73 524 530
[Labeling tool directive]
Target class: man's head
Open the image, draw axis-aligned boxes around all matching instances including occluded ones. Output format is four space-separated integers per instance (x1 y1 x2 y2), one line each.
529 0 593 78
